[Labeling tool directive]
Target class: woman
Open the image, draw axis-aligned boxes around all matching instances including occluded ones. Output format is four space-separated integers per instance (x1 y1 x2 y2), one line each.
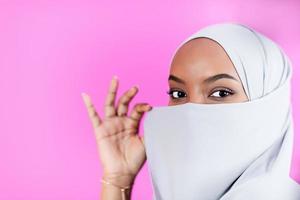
81 22 300 199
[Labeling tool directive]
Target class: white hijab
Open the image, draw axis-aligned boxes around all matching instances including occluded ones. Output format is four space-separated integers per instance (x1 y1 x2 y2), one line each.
143 23 300 200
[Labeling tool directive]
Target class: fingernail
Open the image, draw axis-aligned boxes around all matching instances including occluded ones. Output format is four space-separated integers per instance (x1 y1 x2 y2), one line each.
131 85 138 91
113 75 118 80
81 92 89 100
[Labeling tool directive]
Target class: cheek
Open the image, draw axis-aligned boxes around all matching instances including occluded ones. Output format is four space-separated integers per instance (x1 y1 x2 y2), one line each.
239 93 249 102
168 99 188 106
232 89 249 102
236 86 249 101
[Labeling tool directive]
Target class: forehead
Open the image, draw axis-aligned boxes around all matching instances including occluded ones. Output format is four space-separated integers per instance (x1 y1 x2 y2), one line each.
169 37 237 80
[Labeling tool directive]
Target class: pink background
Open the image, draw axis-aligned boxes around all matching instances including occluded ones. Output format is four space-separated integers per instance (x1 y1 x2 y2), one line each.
0 0 299 199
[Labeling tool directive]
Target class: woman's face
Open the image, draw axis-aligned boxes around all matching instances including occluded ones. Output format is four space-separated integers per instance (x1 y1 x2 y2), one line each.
168 37 248 106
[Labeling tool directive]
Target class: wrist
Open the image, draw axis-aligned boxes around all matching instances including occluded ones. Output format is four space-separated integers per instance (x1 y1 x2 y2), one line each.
102 172 136 187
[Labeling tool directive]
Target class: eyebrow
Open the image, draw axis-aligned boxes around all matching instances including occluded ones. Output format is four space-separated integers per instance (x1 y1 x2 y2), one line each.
168 73 238 84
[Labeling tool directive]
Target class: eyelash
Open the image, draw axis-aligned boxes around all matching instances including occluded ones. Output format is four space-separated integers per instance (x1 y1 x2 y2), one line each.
166 89 187 100
166 88 235 100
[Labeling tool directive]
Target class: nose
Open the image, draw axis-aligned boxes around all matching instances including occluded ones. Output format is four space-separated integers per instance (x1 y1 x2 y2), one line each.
167 90 207 106
188 92 206 104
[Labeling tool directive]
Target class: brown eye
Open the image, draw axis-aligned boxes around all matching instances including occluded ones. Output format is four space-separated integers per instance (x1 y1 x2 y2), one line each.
209 89 234 98
166 89 187 99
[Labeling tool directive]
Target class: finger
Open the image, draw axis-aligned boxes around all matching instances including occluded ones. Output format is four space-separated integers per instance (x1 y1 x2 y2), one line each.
81 92 102 128
104 75 118 118
141 135 145 145
129 103 152 123
117 86 138 117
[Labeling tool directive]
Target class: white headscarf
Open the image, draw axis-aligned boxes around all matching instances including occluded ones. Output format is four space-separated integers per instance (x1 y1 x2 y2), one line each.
143 23 300 200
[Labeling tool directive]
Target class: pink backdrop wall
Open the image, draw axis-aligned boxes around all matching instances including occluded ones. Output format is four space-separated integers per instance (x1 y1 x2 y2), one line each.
0 0 299 199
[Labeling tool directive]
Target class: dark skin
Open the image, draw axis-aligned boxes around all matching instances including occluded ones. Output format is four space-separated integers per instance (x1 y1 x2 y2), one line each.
168 37 248 105
82 37 249 200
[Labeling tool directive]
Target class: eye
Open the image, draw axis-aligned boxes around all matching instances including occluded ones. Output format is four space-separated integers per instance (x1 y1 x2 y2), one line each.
209 88 234 98
166 89 187 100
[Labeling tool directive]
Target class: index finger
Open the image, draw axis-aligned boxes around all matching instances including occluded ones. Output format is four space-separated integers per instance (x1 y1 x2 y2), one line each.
81 92 102 129
104 75 119 118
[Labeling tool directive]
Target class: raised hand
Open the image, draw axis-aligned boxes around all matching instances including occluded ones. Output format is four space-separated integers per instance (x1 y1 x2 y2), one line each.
81 75 152 186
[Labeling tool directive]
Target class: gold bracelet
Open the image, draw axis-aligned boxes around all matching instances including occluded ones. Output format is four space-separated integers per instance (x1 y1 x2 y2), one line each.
101 178 132 191
101 177 133 200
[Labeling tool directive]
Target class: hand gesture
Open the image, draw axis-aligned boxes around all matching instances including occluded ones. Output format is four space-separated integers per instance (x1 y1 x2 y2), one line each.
81 76 152 185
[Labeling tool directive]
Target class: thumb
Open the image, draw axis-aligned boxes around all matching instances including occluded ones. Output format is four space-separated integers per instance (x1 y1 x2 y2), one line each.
141 135 145 145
